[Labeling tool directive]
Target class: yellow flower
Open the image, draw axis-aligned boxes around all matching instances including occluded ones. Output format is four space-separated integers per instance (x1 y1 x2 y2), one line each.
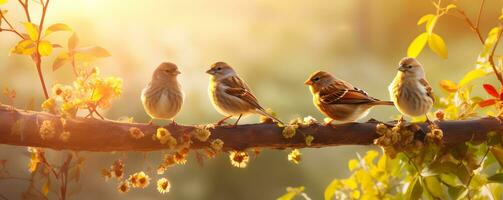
27 147 43 173
39 120 56 140
129 171 150 188
282 124 298 139
288 149 301 164
90 76 122 108
156 128 177 148
41 98 57 114
59 131 71 142
229 151 249 168
129 127 144 139
157 164 167 175
211 139 224 151
117 181 130 193
192 125 211 142
52 84 64 96
157 178 171 194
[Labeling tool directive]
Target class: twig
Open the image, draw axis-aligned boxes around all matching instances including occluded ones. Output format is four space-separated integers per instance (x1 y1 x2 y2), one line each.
17 0 31 23
0 14 24 39
34 0 50 99
488 26 503 86
465 145 491 200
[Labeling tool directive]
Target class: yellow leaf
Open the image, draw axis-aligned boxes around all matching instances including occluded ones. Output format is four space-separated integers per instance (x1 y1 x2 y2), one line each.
11 39 36 55
428 33 448 59
53 52 70 71
426 15 438 35
458 68 489 87
417 14 434 25
44 23 71 37
68 32 78 50
0 0 6 5
439 80 457 93
38 40 53 56
23 22 39 40
348 159 359 171
407 33 428 58
324 179 339 200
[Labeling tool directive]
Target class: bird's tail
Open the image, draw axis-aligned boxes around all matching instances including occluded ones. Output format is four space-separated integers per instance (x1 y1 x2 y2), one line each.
256 109 286 126
371 100 395 106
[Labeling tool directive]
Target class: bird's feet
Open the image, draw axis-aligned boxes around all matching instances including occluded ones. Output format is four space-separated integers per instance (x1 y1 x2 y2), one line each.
216 116 233 126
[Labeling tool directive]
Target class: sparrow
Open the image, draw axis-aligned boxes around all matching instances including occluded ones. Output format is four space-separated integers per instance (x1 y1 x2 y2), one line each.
305 70 394 125
141 62 184 124
388 57 434 122
206 62 283 126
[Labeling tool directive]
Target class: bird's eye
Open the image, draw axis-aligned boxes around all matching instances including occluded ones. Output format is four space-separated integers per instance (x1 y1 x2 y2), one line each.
407 65 412 69
313 77 320 82
216 67 222 71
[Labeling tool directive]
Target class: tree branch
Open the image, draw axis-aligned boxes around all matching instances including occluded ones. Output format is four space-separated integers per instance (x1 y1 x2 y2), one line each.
0 104 501 152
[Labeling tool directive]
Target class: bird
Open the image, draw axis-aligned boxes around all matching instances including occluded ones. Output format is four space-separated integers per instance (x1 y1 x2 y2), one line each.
305 70 394 125
206 62 283 126
141 62 184 125
388 57 434 122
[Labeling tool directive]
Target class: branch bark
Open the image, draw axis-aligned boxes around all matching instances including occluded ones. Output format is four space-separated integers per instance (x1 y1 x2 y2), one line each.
0 104 502 152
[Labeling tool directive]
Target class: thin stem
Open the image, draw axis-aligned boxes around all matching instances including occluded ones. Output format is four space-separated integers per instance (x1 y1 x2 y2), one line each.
18 0 31 22
488 26 503 86
454 9 485 44
475 0 485 29
34 0 50 99
0 15 24 39
465 146 490 200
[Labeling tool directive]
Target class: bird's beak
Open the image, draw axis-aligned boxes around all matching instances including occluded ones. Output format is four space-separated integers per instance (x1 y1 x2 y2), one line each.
304 79 313 85
205 69 213 74
174 69 181 75
398 65 406 72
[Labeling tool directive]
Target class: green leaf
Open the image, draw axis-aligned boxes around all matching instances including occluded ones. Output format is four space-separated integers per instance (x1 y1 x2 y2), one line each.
407 33 428 58
458 68 489 88
426 15 438 35
68 32 79 50
324 179 339 200
53 52 69 71
74 46 110 57
490 146 503 168
424 176 445 198
44 23 71 37
22 22 39 41
406 177 423 200
448 186 468 200
38 40 53 56
488 173 503 183
428 33 448 59
417 14 435 25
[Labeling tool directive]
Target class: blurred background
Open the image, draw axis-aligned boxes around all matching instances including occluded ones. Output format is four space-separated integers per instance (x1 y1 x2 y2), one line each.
0 0 502 199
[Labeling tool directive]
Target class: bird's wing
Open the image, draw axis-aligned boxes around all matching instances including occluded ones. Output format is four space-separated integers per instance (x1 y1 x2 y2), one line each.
319 83 377 104
419 78 435 103
222 76 264 110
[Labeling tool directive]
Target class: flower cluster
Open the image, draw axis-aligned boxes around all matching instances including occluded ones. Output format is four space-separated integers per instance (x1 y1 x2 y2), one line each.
155 128 177 148
129 127 144 139
192 125 211 142
288 149 301 164
39 120 56 140
229 151 249 168
41 68 122 118
374 123 421 158
129 171 150 188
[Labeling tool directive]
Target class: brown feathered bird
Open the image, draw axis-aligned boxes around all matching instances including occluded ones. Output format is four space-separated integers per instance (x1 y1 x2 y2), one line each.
306 70 394 124
141 62 184 124
388 57 434 121
206 62 283 125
